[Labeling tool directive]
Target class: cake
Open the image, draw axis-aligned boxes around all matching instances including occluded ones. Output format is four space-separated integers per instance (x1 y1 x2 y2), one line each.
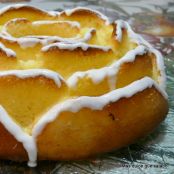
0 4 168 167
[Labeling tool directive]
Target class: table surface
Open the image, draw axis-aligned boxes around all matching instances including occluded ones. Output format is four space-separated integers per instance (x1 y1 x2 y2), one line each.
0 1 173 174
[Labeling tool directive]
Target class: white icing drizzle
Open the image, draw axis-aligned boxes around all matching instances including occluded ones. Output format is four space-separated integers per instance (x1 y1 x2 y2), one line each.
0 42 16 57
0 4 27 15
0 68 65 166
0 5 167 168
22 28 95 45
1 18 26 37
0 106 36 167
115 20 149 45
0 69 64 87
67 45 147 89
48 11 60 16
1 23 95 48
64 7 110 25
33 77 167 139
2 19 80 38
75 28 96 42
150 48 166 89
115 20 166 90
32 20 80 28
0 77 167 167
0 34 42 49
17 38 41 49
0 4 57 17
42 42 111 52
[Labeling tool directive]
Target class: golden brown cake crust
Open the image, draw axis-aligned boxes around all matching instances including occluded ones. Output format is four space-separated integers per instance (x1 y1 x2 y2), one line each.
37 87 168 160
0 5 168 167
0 87 168 161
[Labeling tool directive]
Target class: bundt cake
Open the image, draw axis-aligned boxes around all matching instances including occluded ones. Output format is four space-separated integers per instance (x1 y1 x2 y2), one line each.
0 4 168 167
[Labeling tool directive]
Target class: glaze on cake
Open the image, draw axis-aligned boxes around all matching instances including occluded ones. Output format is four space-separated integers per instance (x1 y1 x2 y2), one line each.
0 4 168 167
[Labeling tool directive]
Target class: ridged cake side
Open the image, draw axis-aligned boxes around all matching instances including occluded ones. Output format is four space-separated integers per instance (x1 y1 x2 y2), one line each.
0 5 168 167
